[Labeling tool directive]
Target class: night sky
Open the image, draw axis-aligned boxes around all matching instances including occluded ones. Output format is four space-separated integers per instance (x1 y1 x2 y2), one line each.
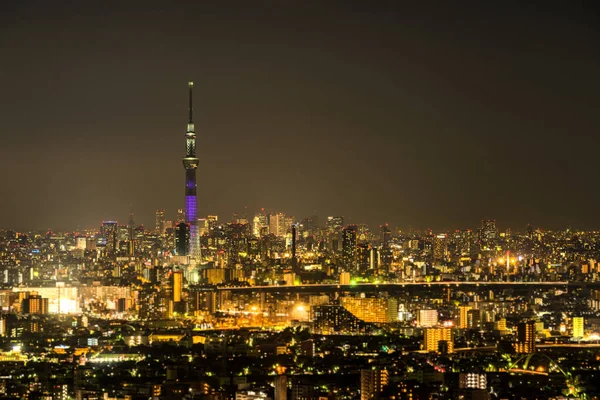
1 1 599 232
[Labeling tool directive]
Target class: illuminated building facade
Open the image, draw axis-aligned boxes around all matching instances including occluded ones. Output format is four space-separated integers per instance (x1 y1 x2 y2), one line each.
417 309 438 328
172 271 183 303
268 212 287 237
310 304 368 334
22 294 49 315
252 212 269 237
340 296 399 323
573 316 584 338
182 81 201 260
459 373 487 389
424 328 454 353
458 305 472 329
433 234 448 261
515 321 535 353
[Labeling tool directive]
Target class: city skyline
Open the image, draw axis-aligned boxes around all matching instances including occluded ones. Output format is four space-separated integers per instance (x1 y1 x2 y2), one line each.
1 2 599 231
1 3 600 399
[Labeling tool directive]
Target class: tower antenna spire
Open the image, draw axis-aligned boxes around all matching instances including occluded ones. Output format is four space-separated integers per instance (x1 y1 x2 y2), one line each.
188 81 194 124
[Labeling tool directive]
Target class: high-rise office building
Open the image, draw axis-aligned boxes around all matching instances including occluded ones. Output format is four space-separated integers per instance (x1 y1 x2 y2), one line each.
342 225 358 269
481 220 497 244
100 221 118 252
326 216 344 233
268 212 287 237
433 234 448 261
155 209 166 234
357 243 370 273
424 328 454 353
453 229 472 256
380 224 393 268
127 210 135 257
253 212 269 237
515 321 535 353
175 222 190 256
300 215 318 235
176 208 185 224
370 247 381 273
207 215 219 233
182 81 201 260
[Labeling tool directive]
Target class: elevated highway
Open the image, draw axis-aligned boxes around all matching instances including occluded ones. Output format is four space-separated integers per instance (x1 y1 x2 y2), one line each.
215 281 584 294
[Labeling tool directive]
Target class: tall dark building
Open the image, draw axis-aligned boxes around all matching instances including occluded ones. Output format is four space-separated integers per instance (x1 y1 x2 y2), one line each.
175 222 190 256
182 81 201 260
155 209 166 234
100 221 118 252
342 225 358 270
515 321 535 353
480 219 497 246
380 224 393 268
128 210 135 257
357 243 370 274
291 224 299 273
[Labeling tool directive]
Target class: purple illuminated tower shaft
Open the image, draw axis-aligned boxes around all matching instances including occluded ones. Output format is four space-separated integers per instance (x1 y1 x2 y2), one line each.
182 81 201 259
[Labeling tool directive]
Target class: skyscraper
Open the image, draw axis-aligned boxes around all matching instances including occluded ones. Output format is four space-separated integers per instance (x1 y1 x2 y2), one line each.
155 209 166 234
326 216 344 233
252 211 269 237
175 222 190 256
100 221 118 253
128 210 135 257
433 233 449 261
268 212 287 237
182 82 201 260
480 219 497 245
380 224 393 268
342 225 358 270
